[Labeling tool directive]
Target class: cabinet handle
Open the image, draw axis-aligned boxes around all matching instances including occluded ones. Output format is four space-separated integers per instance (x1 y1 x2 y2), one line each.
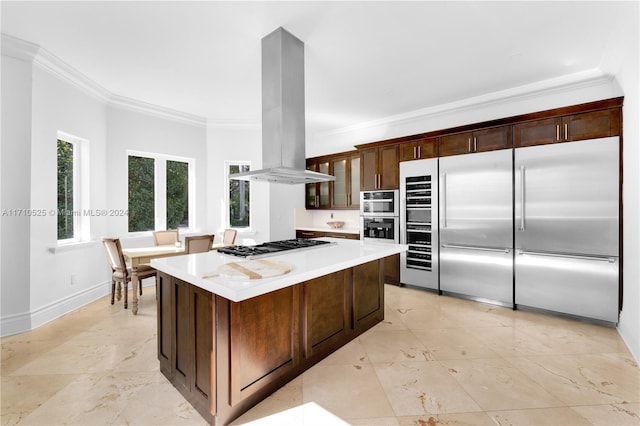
564 123 568 141
316 195 319 208
468 138 472 152
474 137 477 152
556 124 560 141
413 146 417 158
519 166 526 231
417 146 421 158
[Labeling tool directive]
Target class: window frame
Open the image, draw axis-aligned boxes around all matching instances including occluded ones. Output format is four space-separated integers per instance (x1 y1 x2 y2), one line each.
127 150 196 235
57 131 90 245
225 160 251 231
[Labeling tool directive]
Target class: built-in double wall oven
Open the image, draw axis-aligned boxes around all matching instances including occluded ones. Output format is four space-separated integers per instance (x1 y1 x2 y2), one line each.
400 159 439 290
360 190 399 244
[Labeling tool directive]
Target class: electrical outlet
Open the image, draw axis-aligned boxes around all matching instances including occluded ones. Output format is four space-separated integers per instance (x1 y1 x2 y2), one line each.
70 274 77 285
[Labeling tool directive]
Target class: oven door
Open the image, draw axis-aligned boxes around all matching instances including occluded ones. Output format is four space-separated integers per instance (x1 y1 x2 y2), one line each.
360 216 399 244
360 190 399 216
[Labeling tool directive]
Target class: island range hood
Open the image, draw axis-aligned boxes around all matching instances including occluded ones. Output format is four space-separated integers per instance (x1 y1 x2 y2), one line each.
229 27 335 185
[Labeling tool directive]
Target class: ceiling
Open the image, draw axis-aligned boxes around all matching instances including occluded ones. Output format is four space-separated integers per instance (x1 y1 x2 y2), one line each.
1 1 631 136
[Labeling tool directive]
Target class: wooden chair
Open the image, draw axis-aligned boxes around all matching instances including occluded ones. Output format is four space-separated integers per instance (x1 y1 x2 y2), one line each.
153 229 179 246
102 238 156 308
223 229 238 245
185 234 215 254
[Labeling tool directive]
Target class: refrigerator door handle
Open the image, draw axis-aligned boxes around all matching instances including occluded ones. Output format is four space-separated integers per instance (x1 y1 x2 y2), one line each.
441 172 447 228
519 165 526 232
442 244 511 254
518 250 616 263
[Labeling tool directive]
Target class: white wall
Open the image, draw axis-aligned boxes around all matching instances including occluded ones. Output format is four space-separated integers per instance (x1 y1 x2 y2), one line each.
28 62 110 322
107 106 207 246
1 55 33 334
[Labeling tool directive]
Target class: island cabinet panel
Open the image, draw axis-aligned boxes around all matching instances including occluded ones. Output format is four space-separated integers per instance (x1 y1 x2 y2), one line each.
229 286 300 405
156 272 215 423
302 269 351 358
353 259 384 331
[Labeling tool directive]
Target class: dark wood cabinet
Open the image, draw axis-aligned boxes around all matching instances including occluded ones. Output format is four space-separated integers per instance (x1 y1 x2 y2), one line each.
439 125 512 157
384 253 400 286
159 258 388 426
399 137 438 161
305 159 330 209
296 229 360 240
306 151 359 210
515 108 622 147
353 260 384 331
330 152 360 209
360 144 399 190
157 272 214 422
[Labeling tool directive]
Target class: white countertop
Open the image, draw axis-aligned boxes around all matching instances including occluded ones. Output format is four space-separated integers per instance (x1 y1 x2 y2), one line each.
151 238 406 302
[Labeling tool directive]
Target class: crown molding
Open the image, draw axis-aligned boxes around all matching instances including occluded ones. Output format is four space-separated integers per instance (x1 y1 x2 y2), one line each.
1 32 207 128
315 68 615 139
110 94 207 128
207 118 261 129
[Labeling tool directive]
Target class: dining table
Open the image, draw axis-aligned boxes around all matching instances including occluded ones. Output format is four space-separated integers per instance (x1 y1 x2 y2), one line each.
122 242 230 315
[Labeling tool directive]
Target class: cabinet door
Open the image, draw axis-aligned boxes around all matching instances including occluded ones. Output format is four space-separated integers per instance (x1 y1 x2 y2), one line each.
439 132 473 157
331 157 348 208
384 253 400 285
564 109 620 141
353 260 384 332
303 270 350 358
360 148 379 190
305 162 318 208
514 117 561 147
378 145 399 189
349 155 360 208
399 142 418 162
318 161 330 208
474 125 512 152
417 138 438 159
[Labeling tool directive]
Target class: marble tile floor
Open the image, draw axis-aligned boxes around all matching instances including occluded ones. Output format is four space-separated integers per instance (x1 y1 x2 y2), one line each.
2 284 639 426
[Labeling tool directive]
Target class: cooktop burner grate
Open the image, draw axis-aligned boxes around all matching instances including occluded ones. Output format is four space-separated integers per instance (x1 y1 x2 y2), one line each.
218 238 334 259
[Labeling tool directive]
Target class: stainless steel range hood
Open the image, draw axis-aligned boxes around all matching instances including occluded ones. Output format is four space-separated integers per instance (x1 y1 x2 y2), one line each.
229 27 335 185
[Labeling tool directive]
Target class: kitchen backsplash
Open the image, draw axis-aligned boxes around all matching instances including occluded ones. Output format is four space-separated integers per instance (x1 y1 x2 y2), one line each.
294 208 360 232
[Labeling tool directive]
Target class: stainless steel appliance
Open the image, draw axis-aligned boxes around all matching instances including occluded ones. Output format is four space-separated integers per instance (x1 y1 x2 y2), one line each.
514 137 619 323
218 238 334 259
360 189 399 243
360 190 399 216
400 159 439 290
439 150 513 305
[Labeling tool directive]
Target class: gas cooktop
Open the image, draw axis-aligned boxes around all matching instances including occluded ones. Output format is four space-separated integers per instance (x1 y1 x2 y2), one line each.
218 238 335 260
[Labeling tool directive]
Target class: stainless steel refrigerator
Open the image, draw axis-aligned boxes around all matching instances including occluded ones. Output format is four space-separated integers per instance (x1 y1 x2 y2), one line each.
439 150 513 304
514 137 619 323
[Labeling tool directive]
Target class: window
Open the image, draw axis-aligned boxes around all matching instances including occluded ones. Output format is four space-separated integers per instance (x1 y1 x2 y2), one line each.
227 162 250 228
57 139 76 240
57 132 90 243
127 151 194 233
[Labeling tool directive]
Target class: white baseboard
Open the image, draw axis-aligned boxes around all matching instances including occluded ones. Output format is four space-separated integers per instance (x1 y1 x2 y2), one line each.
0 280 155 337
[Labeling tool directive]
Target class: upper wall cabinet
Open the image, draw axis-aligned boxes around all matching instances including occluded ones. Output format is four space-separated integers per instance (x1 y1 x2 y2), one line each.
331 152 360 209
306 159 330 209
399 137 438 162
514 108 622 148
360 145 399 190
305 151 360 210
439 125 512 157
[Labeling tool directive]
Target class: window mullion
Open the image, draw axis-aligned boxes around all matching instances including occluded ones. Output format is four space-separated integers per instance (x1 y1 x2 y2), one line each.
156 159 167 231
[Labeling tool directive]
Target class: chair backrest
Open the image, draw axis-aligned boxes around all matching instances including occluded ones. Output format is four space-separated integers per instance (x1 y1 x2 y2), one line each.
153 229 179 246
185 234 215 254
223 229 238 245
102 238 127 273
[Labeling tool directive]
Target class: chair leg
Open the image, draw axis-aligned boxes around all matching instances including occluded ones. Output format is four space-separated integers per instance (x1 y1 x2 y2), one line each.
116 282 122 301
124 281 128 309
139 279 143 296
111 280 115 305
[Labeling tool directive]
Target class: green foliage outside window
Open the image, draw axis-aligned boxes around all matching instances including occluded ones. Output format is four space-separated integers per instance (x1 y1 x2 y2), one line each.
128 156 155 232
229 164 250 228
57 139 74 240
166 160 189 229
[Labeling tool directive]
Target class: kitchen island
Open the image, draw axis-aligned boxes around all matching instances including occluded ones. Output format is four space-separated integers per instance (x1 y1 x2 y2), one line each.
151 238 406 425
